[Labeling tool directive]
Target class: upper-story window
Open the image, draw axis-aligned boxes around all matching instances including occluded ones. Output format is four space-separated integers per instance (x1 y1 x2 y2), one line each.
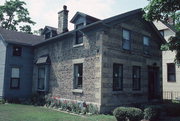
13 46 22 56
76 23 84 29
45 32 51 39
159 30 164 37
167 63 176 82
143 36 150 54
122 29 131 50
10 67 20 89
75 31 83 45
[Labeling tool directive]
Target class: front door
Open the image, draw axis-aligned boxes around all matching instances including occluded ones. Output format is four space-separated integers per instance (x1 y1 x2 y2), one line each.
148 66 160 100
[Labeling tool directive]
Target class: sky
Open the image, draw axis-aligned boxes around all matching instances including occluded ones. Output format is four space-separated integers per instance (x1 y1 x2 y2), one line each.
0 0 149 31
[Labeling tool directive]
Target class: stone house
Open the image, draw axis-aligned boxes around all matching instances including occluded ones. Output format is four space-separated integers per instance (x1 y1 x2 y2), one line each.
154 21 180 100
0 6 165 112
32 6 165 112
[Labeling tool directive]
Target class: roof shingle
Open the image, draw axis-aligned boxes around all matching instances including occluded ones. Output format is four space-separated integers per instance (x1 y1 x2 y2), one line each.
0 27 44 46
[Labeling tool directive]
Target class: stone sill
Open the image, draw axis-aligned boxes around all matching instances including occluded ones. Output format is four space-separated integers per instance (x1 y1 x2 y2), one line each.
37 89 45 92
112 91 124 95
73 43 84 48
72 89 83 94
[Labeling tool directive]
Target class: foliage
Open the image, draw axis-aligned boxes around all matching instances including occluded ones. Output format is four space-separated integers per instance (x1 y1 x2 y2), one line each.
144 106 161 121
44 95 99 115
0 0 35 33
144 0 180 25
0 99 5 104
113 107 143 121
144 0 180 63
31 93 46 106
87 103 99 115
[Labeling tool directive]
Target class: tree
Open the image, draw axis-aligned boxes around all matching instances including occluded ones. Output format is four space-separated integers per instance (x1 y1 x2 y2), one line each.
0 0 35 34
144 0 180 63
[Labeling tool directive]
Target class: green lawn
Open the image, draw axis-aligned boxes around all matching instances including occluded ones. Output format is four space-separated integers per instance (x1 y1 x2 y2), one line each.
0 104 116 121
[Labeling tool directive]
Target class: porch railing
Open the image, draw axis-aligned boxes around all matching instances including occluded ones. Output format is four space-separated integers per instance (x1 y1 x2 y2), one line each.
163 91 180 100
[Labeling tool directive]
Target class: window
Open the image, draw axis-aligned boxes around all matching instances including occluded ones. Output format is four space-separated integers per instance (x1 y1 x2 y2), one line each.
122 29 131 50
75 31 83 45
167 63 176 82
143 36 150 54
113 63 123 91
76 23 84 29
45 32 51 39
13 46 22 56
38 67 45 90
132 66 141 90
10 67 20 89
74 63 83 89
159 30 164 37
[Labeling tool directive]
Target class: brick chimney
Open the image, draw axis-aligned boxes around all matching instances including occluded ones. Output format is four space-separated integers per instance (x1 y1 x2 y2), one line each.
57 5 69 34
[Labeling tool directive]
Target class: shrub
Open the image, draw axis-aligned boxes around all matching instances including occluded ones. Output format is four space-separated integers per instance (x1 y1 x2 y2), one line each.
87 104 99 115
31 93 46 106
69 101 81 114
163 103 180 116
113 107 143 121
144 106 161 121
0 99 5 104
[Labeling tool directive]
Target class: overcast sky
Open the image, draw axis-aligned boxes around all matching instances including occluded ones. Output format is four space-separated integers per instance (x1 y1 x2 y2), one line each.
0 0 149 31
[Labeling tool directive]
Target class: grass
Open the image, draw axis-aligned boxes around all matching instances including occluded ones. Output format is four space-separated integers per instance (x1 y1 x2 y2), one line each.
0 104 116 121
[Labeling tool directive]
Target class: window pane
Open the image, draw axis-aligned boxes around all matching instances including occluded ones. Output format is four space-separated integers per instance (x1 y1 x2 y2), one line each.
167 63 176 82
12 68 20 78
143 36 149 46
76 23 84 29
113 64 123 91
168 74 175 81
123 39 130 50
123 30 130 40
74 64 83 89
38 79 45 90
159 30 164 37
38 67 45 90
133 66 141 90
39 68 45 78
11 78 19 88
75 32 83 44
13 46 22 56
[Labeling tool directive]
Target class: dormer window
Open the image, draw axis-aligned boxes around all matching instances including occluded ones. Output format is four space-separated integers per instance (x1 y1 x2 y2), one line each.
76 23 84 29
45 32 51 39
13 46 22 56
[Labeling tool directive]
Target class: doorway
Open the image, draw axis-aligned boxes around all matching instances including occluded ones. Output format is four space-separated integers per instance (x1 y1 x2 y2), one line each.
148 66 160 100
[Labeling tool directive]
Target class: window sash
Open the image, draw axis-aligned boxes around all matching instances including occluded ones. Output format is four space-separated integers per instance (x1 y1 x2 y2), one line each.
143 36 150 54
132 66 141 90
167 63 176 82
11 68 20 78
113 64 123 91
13 46 22 56
122 29 131 50
74 64 83 89
75 32 83 44
10 78 20 89
38 67 45 90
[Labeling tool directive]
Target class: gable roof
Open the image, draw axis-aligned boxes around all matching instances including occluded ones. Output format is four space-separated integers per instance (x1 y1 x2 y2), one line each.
0 27 44 46
160 20 177 33
70 12 100 23
41 26 57 35
35 8 166 46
